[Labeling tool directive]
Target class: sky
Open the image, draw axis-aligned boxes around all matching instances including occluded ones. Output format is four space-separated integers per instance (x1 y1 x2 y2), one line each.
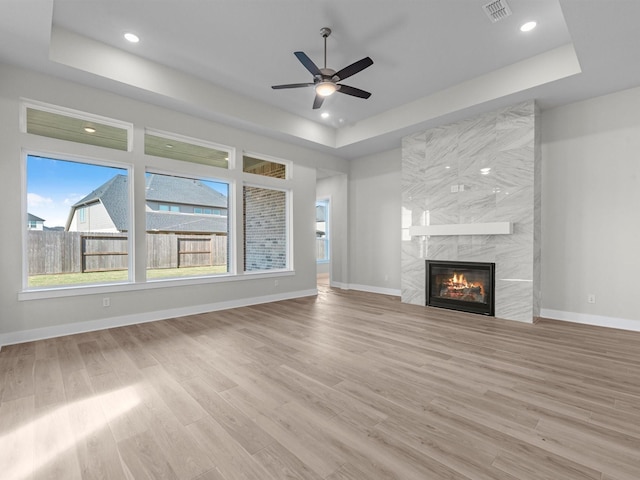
27 155 229 228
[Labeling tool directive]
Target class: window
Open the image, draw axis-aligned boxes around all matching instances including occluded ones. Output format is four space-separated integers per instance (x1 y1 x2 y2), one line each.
20 102 298 295
243 186 288 271
145 172 230 280
243 155 287 179
316 199 329 263
24 103 131 151
26 155 130 288
145 130 231 169
159 204 180 212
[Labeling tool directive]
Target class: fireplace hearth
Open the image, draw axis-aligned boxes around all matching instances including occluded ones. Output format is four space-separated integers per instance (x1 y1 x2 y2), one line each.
426 260 495 316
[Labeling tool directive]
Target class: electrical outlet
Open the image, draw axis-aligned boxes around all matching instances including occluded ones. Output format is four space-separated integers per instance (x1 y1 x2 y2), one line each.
102 297 110 307
587 294 596 304
274 280 279 287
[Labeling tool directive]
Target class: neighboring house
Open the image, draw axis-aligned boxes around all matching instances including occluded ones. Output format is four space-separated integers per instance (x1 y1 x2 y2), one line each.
66 174 228 234
27 213 45 230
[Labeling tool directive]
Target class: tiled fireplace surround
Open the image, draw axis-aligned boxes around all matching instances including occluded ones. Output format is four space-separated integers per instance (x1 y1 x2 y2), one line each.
401 101 541 323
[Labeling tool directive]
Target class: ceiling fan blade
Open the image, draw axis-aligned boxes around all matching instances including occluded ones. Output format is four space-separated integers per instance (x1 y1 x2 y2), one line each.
271 83 314 89
312 94 325 109
294 51 322 77
334 57 373 81
337 84 372 99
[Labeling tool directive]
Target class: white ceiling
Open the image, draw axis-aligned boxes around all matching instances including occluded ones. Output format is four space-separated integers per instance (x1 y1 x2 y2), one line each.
2 0 640 159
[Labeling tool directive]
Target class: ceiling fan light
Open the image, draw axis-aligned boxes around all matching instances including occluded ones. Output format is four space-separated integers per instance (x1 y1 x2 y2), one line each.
316 82 337 97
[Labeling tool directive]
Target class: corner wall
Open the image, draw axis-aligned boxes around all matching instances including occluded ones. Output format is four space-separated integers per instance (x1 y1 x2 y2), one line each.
348 149 402 295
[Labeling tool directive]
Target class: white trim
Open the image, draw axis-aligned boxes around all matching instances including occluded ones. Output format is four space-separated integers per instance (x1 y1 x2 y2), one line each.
21 98 135 152
18 270 296 301
242 150 292 180
144 127 234 158
2 288 318 347
409 222 512 236
540 308 640 332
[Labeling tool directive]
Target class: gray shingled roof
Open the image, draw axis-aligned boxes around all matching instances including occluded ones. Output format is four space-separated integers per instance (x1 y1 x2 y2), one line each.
73 174 129 231
71 174 228 233
145 174 227 208
28 213 45 222
146 212 227 233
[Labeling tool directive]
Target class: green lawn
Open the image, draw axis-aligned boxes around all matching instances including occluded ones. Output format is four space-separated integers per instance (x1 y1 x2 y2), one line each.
28 265 228 287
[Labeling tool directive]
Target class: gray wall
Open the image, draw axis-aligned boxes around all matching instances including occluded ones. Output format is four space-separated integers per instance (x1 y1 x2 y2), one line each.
541 86 640 328
348 149 402 294
0 63 346 343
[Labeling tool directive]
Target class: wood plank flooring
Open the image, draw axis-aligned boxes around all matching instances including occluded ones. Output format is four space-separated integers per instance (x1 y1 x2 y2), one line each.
1 284 640 479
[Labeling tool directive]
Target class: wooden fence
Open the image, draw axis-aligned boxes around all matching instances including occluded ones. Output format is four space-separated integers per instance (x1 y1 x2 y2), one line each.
28 231 227 275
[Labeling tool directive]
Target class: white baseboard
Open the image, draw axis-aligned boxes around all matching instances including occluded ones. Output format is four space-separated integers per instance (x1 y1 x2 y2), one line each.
333 282 401 297
540 308 640 332
0 289 318 347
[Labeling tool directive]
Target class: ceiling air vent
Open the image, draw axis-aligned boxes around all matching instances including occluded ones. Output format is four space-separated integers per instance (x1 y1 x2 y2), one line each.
483 0 512 23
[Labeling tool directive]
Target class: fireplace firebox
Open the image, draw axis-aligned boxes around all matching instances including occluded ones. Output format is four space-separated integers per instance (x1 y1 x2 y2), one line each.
426 260 495 316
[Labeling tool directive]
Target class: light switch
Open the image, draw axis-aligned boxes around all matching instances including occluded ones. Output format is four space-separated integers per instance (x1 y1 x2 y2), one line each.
451 185 459 193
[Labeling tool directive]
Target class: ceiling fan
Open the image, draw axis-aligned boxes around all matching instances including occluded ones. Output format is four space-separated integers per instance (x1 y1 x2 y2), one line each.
271 27 373 109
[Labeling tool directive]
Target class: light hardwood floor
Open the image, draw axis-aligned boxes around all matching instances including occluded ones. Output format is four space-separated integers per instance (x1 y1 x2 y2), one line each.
1 285 640 479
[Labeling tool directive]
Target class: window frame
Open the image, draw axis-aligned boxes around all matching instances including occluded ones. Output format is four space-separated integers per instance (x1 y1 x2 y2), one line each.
242 182 292 273
145 167 235 279
242 151 292 180
17 102 297 301
145 128 233 170
20 99 134 152
22 149 135 291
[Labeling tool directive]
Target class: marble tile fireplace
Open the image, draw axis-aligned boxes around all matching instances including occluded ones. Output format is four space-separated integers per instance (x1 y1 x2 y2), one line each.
401 101 541 323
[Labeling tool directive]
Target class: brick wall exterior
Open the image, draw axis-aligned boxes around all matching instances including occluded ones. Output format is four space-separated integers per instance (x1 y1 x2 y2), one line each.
243 156 287 179
243 186 287 271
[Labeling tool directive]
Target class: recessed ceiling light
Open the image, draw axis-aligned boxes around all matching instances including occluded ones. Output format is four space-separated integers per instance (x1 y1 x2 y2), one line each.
445 166 451 169
520 21 537 32
480 167 491 175
321 112 330 119
165 144 173 148
124 32 140 43
84 127 96 133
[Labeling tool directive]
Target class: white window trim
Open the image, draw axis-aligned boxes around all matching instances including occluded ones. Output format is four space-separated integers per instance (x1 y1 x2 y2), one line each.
242 182 293 273
242 150 292 180
21 148 136 291
20 98 134 152
145 128 235 170
145 166 235 276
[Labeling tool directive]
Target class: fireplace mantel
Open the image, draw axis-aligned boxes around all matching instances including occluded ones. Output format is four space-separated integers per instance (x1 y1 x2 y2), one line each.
409 222 512 237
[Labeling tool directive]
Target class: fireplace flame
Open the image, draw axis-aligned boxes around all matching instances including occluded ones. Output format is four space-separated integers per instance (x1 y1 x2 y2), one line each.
443 272 484 299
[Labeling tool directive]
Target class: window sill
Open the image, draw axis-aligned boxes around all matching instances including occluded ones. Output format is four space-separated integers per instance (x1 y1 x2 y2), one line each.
18 270 295 301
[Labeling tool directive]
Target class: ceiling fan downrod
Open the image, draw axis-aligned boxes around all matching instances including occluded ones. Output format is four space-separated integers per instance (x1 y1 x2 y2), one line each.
320 27 331 70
